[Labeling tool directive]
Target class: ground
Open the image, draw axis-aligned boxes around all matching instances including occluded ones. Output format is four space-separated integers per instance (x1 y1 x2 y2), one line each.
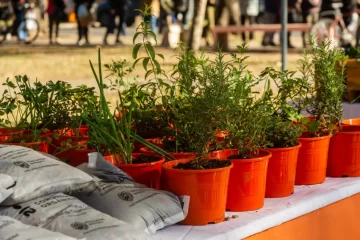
0 23 306 103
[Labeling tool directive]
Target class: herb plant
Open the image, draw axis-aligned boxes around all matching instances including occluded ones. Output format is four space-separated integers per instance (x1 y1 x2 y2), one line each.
298 38 346 136
82 49 174 164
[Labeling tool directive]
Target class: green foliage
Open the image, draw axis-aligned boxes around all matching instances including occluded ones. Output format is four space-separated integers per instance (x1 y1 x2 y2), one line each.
82 51 174 163
259 68 304 148
345 47 360 59
0 76 97 142
297 38 346 136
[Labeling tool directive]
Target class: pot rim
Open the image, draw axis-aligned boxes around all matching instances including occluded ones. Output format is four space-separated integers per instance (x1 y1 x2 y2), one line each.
162 158 233 173
342 118 360 125
110 153 166 167
266 143 302 151
333 131 360 135
298 134 332 141
140 147 197 155
209 149 272 163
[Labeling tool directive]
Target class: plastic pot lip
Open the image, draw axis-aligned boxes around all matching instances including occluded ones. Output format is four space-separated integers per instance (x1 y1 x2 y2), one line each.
162 158 233 173
226 149 272 163
140 147 197 156
110 153 165 167
342 118 360 125
298 134 332 141
266 143 302 151
333 131 360 136
210 149 272 163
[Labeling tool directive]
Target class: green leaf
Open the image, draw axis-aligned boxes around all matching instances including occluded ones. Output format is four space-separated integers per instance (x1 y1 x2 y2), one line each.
145 42 155 59
132 43 142 59
153 59 161 73
157 54 164 60
147 31 157 44
142 57 150 71
132 32 142 44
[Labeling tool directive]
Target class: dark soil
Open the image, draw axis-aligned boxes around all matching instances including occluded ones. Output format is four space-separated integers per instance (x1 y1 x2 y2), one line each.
132 154 162 164
174 159 231 170
227 154 256 160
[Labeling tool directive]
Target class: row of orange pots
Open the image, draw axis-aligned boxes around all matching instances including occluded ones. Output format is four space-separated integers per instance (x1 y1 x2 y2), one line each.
2 118 360 227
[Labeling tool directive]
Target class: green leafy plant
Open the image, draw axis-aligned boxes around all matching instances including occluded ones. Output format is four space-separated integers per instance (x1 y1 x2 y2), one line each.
259 68 304 148
82 48 174 164
296 38 346 136
344 47 360 59
0 76 98 148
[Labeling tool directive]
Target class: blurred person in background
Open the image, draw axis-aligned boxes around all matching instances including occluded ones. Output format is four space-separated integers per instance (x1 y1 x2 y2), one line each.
203 0 217 46
46 0 66 44
143 0 160 33
256 0 265 23
109 0 128 44
215 0 240 26
261 0 279 46
173 0 189 25
97 0 115 45
301 0 320 47
74 0 93 45
240 0 259 42
287 0 302 48
159 0 173 35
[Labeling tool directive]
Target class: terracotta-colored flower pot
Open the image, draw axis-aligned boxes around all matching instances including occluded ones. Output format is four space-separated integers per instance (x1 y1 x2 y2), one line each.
209 149 271 211
140 147 196 160
341 118 360 131
161 159 232 225
1 141 50 153
296 134 331 185
327 131 360 177
0 134 50 153
265 144 301 198
104 153 165 190
55 148 95 167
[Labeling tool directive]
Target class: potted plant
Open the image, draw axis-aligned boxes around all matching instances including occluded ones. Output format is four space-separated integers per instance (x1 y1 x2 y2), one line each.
294 39 345 184
160 54 233 225
0 76 96 155
325 47 360 177
207 45 271 212
80 46 174 190
344 47 360 102
0 77 52 152
259 68 303 198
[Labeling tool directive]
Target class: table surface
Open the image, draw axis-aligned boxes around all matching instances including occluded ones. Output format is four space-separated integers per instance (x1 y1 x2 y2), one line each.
154 177 360 240
153 103 360 240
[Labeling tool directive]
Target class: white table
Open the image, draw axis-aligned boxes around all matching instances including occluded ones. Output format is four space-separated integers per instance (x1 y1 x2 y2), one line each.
154 177 360 240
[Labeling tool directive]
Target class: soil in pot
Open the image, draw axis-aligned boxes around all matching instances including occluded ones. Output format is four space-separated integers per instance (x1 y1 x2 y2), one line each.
296 134 331 185
161 158 232 225
265 144 301 198
104 153 165 190
140 147 197 160
174 159 231 169
327 131 360 177
209 149 270 211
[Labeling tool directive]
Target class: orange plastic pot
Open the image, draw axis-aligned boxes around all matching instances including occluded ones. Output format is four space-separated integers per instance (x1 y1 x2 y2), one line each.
265 144 301 198
341 118 360 131
104 153 165 190
296 134 331 185
327 131 360 177
209 149 271 211
49 135 89 155
161 159 232 225
56 148 95 167
140 147 196 160
2 141 50 153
